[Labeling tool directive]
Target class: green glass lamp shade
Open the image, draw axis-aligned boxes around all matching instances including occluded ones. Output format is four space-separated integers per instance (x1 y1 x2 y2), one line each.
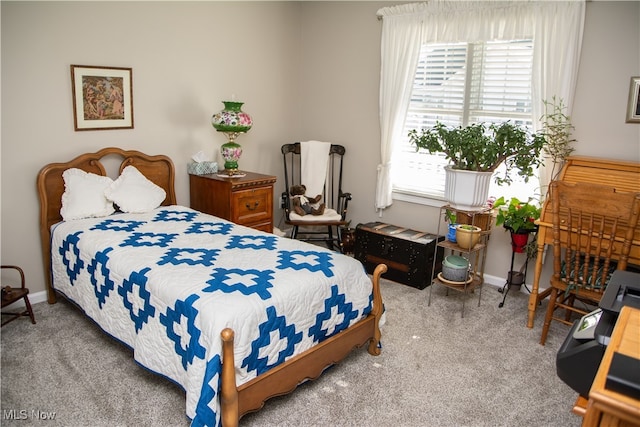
211 101 253 133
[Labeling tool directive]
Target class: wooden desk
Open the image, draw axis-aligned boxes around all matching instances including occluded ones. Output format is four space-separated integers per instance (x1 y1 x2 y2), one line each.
527 157 640 328
582 306 640 426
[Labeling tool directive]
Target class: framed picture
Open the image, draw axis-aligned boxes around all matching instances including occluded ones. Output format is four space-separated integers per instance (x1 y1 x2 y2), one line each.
71 65 133 131
626 76 640 123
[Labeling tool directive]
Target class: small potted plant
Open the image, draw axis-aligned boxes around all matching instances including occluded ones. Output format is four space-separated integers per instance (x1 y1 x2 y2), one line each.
493 196 541 252
445 209 457 243
408 121 546 211
455 224 482 250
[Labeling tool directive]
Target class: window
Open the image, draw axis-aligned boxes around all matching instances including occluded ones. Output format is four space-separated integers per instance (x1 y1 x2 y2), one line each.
392 39 540 204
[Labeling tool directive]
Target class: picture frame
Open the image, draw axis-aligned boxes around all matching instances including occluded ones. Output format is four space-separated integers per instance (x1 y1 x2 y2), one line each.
626 76 640 123
71 65 134 131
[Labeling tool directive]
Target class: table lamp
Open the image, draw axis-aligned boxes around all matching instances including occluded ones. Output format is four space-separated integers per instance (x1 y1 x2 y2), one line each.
211 100 253 175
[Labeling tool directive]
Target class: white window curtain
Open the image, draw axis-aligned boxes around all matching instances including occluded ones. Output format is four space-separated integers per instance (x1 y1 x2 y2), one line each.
375 0 585 213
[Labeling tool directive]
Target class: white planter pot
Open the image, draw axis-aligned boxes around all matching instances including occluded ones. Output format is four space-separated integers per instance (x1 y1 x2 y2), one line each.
444 166 492 211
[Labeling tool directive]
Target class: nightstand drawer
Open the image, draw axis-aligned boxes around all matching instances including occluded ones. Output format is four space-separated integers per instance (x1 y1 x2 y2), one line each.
231 186 272 225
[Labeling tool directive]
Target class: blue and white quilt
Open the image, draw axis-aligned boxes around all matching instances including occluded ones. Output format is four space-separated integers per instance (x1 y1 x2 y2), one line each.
50 205 373 427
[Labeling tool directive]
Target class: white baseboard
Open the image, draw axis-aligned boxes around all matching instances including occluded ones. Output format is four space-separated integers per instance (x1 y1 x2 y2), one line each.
3 290 48 310
30 290 49 305
482 273 534 294
483 273 505 288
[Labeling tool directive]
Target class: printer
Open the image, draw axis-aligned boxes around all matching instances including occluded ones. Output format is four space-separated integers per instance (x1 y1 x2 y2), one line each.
556 270 640 398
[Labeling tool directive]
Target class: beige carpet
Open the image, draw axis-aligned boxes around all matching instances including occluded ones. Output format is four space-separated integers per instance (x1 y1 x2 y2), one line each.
1 279 581 426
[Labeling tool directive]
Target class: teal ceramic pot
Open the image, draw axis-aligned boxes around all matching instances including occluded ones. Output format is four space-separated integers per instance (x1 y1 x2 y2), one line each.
441 255 469 282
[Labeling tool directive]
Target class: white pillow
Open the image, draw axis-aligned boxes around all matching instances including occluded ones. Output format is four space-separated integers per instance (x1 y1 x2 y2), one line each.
60 168 115 221
105 165 166 213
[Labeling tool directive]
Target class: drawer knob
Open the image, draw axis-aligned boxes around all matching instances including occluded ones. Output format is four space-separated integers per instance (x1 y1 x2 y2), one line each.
246 201 259 210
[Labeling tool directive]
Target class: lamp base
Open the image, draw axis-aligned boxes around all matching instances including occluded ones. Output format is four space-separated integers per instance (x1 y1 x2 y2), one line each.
220 169 245 177
221 140 242 172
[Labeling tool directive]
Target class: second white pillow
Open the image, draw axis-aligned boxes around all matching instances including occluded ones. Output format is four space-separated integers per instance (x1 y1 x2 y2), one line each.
105 165 166 213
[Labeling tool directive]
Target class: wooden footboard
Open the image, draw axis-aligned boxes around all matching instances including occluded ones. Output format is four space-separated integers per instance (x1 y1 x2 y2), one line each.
219 263 387 427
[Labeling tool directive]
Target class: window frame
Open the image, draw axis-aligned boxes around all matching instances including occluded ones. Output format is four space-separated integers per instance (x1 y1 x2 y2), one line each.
391 38 540 206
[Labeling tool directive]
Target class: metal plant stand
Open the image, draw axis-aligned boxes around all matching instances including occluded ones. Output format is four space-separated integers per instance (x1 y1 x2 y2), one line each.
498 229 536 308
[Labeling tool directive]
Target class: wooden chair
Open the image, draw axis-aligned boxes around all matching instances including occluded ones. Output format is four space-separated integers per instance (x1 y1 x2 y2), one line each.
539 181 640 345
1 265 36 327
281 142 351 252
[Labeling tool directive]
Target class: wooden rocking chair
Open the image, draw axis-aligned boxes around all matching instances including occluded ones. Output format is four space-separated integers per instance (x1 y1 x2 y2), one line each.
281 142 351 252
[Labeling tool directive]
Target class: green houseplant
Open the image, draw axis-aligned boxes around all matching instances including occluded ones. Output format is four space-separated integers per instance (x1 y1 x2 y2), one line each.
493 196 541 234
493 196 541 255
408 121 546 210
540 96 575 180
408 121 546 185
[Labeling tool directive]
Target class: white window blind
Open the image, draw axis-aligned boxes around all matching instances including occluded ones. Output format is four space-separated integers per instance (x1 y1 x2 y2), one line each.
393 39 537 202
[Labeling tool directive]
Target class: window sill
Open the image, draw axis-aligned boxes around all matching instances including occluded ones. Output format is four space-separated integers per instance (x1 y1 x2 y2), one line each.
392 190 445 208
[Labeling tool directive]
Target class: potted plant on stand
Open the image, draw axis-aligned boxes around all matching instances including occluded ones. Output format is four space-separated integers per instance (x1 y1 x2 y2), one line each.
493 196 541 300
455 224 482 250
408 122 546 211
493 196 541 252
445 209 457 243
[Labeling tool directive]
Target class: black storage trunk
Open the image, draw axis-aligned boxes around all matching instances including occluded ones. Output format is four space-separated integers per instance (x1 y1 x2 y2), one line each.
354 222 444 289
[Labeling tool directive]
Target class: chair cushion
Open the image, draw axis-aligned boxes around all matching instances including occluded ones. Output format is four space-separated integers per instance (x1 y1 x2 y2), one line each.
561 256 617 290
289 208 342 222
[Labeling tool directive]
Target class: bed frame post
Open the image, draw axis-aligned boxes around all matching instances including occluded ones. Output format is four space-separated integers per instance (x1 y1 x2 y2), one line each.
368 263 387 355
220 328 239 427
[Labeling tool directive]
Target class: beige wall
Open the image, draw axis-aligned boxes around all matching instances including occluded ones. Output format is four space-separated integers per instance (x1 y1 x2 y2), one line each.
297 0 640 296
1 1 304 298
2 1 639 302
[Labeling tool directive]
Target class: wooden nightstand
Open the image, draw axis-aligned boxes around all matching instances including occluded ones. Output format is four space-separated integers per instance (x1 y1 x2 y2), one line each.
189 171 277 233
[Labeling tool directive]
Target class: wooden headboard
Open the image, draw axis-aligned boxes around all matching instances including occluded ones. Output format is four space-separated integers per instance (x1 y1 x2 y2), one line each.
36 147 176 303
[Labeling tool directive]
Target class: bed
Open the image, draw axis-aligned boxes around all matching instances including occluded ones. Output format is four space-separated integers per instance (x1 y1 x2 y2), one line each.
37 147 386 427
